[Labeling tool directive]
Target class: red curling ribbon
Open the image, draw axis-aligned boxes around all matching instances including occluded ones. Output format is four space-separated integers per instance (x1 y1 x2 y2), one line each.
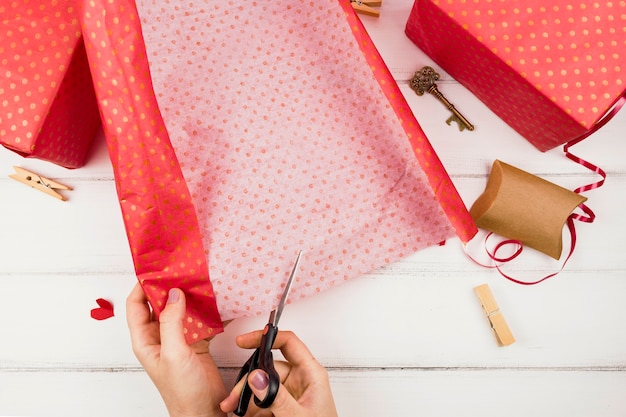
464 202 595 285
487 236 523 263
463 233 522 270
492 200 595 284
486 211 578 285
465 94 623 283
563 94 625 195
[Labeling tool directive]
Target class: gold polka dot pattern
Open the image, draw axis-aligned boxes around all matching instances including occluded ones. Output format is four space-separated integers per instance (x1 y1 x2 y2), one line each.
80 0 223 342
406 0 626 151
0 0 100 168
135 0 475 320
82 0 476 327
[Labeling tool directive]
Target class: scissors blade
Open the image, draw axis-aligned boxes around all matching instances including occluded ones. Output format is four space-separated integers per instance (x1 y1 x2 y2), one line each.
272 250 302 326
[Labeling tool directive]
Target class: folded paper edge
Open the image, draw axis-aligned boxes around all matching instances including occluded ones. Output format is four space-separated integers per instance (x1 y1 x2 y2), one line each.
79 0 224 342
341 1 477 243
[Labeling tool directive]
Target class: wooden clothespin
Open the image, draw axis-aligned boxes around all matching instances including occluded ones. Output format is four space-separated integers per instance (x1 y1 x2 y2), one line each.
351 0 382 17
474 284 515 346
9 166 72 201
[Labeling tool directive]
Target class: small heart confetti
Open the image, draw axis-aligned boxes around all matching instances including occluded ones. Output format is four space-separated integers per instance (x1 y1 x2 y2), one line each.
91 298 115 320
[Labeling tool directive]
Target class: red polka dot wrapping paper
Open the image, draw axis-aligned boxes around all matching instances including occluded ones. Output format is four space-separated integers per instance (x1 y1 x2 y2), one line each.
406 0 626 152
80 0 477 342
0 0 100 169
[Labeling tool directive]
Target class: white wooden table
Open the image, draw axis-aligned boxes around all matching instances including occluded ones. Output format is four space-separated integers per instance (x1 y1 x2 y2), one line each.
1 1 625 415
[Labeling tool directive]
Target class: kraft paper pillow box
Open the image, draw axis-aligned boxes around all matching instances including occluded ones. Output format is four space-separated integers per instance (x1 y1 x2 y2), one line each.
0 1 100 169
405 0 626 152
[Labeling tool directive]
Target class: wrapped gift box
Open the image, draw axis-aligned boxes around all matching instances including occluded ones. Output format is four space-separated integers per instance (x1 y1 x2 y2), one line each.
0 0 100 168
405 0 626 152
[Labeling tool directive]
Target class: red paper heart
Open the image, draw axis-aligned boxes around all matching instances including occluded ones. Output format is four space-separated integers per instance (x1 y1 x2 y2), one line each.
91 298 115 320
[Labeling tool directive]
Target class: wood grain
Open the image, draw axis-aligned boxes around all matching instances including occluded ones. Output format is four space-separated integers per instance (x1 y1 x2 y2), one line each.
0 0 624 415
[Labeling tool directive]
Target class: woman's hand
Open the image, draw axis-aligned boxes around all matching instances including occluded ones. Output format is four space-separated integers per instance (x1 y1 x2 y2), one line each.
126 283 227 417
220 330 338 417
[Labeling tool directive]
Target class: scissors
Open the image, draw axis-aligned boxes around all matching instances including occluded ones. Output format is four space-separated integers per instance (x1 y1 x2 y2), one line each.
234 250 303 416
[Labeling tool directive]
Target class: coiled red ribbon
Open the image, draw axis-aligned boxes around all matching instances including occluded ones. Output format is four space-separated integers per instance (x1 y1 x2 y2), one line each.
468 94 625 285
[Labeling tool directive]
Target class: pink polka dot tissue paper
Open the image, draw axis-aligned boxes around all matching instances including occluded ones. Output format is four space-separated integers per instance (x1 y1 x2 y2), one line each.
80 0 477 342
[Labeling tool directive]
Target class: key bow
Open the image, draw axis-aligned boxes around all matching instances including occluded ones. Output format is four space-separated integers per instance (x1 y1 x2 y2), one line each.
409 65 439 96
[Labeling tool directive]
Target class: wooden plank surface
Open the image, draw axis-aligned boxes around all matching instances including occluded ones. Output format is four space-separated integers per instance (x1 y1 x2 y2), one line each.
0 370 624 417
0 0 624 415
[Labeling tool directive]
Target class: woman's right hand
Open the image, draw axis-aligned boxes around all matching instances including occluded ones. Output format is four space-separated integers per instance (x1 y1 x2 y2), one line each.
220 330 338 417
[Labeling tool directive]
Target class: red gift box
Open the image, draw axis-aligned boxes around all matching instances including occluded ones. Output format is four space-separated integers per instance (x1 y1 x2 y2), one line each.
405 0 626 152
0 0 100 168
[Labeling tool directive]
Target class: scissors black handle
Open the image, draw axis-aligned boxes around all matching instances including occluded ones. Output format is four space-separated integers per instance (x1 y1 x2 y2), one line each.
234 349 258 416
234 323 280 416
254 323 280 407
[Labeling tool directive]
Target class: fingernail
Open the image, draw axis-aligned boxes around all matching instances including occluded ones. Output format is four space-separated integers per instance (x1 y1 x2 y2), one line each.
250 371 269 390
167 288 180 304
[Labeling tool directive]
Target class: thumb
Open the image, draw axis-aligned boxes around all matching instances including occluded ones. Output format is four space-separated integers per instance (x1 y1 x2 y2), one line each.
158 288 187 353
248 370 302 417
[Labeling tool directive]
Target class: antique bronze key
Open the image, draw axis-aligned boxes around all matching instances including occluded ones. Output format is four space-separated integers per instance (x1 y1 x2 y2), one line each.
410 66 474 131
